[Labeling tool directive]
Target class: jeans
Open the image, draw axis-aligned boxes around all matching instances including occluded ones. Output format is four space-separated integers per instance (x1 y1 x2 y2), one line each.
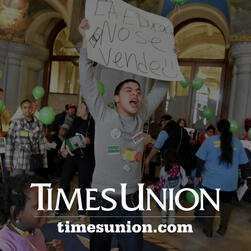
0 154 7 181
193 183 204 223
59 154 92 214
89 191 143 251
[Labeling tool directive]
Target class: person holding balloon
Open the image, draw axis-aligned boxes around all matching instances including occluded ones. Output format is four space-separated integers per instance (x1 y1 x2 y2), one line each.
5 99 47 176
195 119 249 237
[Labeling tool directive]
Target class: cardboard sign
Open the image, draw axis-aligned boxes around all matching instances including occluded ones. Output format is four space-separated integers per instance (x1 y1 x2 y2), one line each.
85 0 184 81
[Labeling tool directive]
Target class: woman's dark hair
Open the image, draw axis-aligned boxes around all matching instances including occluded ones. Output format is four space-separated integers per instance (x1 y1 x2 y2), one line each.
207 124 215 133
217 120 233 165
164 148 179 171
114 79 141 96
0 175 44 224
159 114 172 126
163 120 177 134
177 118 187 127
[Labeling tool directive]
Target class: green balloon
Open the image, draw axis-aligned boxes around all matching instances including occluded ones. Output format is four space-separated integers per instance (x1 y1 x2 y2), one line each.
0 99 4 112
39 107 55 125
108 102 115 109
248 128 251 140
171 0 188 5
33 86 45 100
185 188 200 204
202 107 213 120
179 76 190 88
229 120 238 133
0 70 3 81
97 81 104 96
192 77 204 90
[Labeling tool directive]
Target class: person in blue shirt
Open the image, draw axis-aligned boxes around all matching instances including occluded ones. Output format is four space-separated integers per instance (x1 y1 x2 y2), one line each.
144 115 172 181
145 117 192 175
195 119 249 237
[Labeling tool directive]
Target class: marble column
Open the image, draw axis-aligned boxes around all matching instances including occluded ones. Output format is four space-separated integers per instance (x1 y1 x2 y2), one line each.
229 42 251 138
0 40 49 114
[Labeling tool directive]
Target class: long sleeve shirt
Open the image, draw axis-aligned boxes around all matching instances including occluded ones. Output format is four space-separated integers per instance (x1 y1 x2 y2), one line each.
79 48 168 194
5 117 46 170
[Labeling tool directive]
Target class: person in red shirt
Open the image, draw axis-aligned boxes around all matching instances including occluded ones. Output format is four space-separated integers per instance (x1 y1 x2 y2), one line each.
199 125 215 145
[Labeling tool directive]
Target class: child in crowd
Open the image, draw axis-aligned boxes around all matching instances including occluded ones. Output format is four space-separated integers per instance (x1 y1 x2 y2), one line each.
199 125 215 144
0 175 64 251
155 149 188 224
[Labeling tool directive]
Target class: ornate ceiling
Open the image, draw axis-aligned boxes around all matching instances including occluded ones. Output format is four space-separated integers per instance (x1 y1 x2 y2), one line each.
1 0 251 46
0 0 53 43
228 0 251 42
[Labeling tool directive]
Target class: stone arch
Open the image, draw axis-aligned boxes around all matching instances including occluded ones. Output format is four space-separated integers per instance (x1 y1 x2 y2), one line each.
167 3 230 45
25 10 62 47
44 0 68 24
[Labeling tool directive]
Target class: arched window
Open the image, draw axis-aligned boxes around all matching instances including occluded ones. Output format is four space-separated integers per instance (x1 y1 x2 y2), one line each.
164 20 227 129
49 27 79 94
43 23 80 113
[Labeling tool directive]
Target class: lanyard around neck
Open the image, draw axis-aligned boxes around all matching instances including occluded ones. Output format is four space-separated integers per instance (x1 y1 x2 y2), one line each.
9 224 38 251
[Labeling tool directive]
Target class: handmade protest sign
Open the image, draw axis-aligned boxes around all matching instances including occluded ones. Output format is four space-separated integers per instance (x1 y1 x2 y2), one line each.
85 0 184 81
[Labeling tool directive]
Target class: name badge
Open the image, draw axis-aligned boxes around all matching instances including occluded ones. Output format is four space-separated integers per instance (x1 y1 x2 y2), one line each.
20 130 28 137
107 145 121 155
132 131 144 144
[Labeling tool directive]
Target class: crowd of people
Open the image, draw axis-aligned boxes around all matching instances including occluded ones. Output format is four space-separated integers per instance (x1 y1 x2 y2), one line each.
144 115 250 237
0 17 250 251
0 96 96 250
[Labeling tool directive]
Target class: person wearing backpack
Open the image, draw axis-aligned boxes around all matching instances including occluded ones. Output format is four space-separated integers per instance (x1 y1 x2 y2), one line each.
154 149 188 224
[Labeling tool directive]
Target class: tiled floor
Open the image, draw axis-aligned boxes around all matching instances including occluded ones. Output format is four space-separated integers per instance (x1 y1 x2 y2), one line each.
143 199 251 251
